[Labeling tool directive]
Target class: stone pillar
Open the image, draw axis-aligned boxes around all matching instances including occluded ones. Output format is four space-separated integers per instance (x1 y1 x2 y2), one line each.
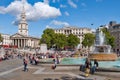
17 39 18 47
13 39 15 45
22 39 24 47
20 39 23 47
26 39 27 47
18 39 19 48
14 39 15 45
25 39 26 47
22 39 24 48
23 39 25 47
16 39 18 47
15 39 17 46
19 39 21 48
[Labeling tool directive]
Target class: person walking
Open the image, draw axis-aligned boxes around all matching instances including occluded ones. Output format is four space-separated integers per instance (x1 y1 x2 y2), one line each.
23 57 28 71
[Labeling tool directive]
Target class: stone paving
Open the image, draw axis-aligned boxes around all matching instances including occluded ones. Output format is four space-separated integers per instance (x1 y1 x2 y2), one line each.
0 59 120 80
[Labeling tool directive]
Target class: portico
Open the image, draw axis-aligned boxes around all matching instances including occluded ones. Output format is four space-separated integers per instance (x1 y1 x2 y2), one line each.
12 38 27 48
10 33 39 48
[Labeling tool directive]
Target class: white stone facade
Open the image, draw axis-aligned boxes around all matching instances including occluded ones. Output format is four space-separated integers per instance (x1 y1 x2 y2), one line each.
108 21 120 53
54 26 92 48
0 33 12 45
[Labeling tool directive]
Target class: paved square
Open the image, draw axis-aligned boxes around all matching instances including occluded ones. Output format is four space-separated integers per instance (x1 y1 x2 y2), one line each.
0 59 120 80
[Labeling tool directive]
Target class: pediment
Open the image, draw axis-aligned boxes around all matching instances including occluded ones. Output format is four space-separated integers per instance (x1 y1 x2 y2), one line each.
10 33 25 38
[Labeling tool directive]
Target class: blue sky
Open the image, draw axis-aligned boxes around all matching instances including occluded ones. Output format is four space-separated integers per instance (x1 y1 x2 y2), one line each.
0 0 120 37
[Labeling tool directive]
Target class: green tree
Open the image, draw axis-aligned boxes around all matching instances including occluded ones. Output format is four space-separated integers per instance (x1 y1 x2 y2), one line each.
40 34 51 48
67 34 80 49
55 33 67 50
82 33 95 48
101 27 115 47
40 28 55 49
0 34 3 47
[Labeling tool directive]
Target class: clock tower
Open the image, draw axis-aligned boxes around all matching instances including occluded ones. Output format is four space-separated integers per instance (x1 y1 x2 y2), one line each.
18 3 28 36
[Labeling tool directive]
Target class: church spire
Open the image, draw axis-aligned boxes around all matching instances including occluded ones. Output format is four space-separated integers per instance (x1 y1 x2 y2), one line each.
18 0 28 36
20 0 26 23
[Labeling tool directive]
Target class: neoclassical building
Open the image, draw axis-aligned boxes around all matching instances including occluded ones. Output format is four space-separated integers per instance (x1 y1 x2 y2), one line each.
108 21 120 53
10 5 39 48
0 33 12 46
54 26 93 48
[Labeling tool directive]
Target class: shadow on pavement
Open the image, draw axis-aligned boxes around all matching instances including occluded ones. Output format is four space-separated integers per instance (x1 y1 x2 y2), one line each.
44 76 93 80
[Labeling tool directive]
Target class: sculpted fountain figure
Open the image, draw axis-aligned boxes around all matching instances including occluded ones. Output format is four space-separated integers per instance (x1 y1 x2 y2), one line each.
89 27 117 61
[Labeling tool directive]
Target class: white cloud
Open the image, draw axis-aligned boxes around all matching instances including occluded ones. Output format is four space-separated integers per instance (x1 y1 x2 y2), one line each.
43 0 49 4
68 0 77 8
60 4 67 8
46 25 52 29
50 20 70 27
64 11 69 16
0 0 61 22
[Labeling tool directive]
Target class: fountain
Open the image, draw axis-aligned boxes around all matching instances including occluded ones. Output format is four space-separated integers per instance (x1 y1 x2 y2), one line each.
89 27 117 61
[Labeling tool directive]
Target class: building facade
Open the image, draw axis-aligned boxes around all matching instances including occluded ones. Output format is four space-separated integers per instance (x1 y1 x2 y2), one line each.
0 33 12 46
108 21 120 53
54 26 92 49
10 4 39 48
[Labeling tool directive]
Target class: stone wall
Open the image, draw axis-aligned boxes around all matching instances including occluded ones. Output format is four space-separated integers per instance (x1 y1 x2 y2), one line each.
89 53 117 61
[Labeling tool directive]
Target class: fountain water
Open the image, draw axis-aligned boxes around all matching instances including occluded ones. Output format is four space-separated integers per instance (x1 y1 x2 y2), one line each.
89 27 117 61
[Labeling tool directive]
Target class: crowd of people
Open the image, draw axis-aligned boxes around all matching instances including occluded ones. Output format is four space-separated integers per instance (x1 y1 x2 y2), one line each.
0 48 23 61
0 47 99 75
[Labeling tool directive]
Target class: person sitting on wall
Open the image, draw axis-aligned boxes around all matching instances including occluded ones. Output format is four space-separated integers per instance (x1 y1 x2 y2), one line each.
90 59 99 74
94 59 99 68
52 58 57 69
84 58 92 77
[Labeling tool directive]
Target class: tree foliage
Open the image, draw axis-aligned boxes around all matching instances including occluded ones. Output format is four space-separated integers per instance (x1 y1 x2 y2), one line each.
55 33 67 49
82 33 95 48
101 27 115 47
40 28 55 49
0 34 3 43
67 34 80 48
40 29 80 50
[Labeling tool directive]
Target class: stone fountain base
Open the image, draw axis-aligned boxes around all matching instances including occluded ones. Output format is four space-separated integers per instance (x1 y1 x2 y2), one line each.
89 53 117 61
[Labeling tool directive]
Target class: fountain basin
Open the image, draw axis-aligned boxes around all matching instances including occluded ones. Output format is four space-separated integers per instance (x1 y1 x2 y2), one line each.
60 57 120 69
89 53 117 61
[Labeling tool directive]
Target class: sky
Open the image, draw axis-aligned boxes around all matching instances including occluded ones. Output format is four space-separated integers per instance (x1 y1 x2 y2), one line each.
0 0 120 37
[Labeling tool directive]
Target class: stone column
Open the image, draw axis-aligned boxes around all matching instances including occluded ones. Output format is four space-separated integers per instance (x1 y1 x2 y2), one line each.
22 39 24 47
19 39 21 48
16 39 17 48
21 39 23 48
26 39 27 47
20 39 22 47
18 39 19 48
24 39 26 47
22 39 24 48
13 39 14 45
15 39 17 46
14 39 15 45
